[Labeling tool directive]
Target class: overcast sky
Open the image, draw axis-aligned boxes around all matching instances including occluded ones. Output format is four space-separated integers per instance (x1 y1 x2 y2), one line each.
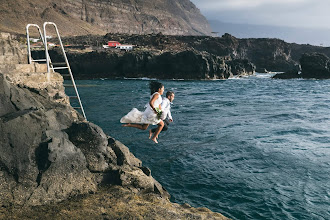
190 0 330 29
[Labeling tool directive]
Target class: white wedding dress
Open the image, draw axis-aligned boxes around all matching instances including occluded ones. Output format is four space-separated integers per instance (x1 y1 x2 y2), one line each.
120 92 162 125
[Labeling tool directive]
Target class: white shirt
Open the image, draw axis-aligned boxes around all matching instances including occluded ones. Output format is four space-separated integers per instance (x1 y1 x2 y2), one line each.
161 97 172 121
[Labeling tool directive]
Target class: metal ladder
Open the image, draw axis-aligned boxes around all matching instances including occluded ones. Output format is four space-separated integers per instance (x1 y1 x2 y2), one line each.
26 22 87 120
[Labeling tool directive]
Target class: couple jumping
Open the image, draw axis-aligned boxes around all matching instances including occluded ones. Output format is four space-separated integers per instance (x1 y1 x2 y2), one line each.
120 81 175 143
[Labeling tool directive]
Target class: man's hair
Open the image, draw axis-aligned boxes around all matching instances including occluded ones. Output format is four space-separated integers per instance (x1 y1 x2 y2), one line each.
166 91 174 97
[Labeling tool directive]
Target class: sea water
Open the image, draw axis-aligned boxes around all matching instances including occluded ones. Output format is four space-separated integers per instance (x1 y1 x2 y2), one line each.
70 74 330 219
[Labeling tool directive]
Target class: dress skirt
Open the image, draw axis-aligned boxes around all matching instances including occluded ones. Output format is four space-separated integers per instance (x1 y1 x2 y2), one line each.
120 108 161 125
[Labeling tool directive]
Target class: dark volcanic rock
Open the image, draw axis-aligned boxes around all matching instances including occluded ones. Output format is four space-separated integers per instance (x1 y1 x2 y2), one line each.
0 71 169 206
60 33 330 75
0 32 229 219
299 53 330 78
272 69 301 79
273 53 330 79
226 59 256 76
34 49 254 79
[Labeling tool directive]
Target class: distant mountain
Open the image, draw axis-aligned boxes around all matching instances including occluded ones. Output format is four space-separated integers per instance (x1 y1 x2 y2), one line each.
0 0 211 36
209 20 330 46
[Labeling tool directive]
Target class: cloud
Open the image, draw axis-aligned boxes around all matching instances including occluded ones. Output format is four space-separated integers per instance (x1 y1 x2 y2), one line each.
190 0 330 29
195 0 309 11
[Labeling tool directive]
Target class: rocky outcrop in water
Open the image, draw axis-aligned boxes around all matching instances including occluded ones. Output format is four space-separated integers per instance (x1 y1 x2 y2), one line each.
272 53 330 79
271 69 300 79
0 0 211 36
299 53 330 78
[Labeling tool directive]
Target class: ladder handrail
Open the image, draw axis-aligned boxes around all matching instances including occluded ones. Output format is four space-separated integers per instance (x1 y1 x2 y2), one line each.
26 24 53 69
43 22 87 120
26 24 45 64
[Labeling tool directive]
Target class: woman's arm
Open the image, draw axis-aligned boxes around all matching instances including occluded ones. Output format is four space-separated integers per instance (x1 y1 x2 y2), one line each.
149 93 159 113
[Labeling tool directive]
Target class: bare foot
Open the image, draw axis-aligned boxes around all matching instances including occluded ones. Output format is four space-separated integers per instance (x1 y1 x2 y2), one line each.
149 130 153 139
151 137 158 144
122 123 131 127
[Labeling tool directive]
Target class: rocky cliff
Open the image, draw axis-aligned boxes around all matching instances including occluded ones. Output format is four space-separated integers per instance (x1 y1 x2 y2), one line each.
38 32 330 79
31 33 256 80
40 49 254 80
0 0 211 36
0 33 228 219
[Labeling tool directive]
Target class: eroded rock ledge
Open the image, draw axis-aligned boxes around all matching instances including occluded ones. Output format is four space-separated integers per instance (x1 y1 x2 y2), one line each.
0 72 168 206
0 32 229 219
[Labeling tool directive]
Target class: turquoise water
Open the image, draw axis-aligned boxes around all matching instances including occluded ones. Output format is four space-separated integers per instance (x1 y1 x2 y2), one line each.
70 74 330 219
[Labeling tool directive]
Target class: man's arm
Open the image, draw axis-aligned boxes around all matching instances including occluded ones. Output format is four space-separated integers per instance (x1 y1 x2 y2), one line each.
168 109 173 122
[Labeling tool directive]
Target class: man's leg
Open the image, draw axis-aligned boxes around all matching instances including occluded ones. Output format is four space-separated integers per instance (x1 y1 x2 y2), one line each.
162 119 170 131
151 119 169 133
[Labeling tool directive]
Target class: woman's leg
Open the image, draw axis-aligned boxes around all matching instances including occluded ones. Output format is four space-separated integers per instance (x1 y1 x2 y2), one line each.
122 123 149 130
152 121 164 143
149 119 168 139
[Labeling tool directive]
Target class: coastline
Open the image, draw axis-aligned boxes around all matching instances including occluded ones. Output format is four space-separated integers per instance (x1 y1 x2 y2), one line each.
0 32 230 219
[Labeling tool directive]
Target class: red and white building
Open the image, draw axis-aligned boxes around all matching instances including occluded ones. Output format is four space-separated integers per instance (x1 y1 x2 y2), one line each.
108 41 121 47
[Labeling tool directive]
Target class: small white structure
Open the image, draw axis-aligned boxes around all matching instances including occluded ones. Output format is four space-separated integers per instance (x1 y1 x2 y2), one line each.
30 38 39 43
116 44 134 51
48 42 55 47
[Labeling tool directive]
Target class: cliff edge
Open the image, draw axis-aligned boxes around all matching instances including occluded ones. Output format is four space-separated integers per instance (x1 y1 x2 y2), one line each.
0 33 228 219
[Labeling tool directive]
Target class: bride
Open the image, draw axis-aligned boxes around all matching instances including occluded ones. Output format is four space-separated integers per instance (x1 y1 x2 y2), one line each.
120 81 165 143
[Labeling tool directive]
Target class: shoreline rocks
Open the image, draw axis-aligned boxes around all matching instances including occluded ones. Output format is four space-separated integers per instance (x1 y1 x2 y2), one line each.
272 52 330 79
0 32 229 219
33 48 255 80
299 53 330 78
54 32 330 78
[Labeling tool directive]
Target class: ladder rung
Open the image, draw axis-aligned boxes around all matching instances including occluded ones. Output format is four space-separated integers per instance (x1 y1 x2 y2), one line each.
69 96 78 99
32 59 47 62
63 84 74 87
73 107 82 109
51 67 69 70
51 62 67 66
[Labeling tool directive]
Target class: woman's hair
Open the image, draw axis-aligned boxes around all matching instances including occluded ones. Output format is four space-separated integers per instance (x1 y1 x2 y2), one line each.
149 81 163 95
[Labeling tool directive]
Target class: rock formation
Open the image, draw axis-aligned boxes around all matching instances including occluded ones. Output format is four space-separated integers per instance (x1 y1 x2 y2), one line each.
50 32 330 78
33 48 254 80
0 32 168 206
30 33 256 80
272 53 330 79
0 33 228 219
0 0 211 36
271 69 300 79
299 53 330 78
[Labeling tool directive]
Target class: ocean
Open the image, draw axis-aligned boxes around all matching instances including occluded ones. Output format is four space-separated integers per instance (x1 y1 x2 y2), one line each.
69 74 330 219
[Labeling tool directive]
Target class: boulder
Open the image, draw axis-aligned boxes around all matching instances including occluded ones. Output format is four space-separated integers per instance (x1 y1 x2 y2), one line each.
299 53 330 78
272 69 301 79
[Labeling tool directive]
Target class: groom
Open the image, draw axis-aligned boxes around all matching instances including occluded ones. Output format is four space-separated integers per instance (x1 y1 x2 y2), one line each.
149 91 175 137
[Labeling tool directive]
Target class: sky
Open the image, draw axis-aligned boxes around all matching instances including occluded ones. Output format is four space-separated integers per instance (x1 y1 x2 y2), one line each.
190 0 330 30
